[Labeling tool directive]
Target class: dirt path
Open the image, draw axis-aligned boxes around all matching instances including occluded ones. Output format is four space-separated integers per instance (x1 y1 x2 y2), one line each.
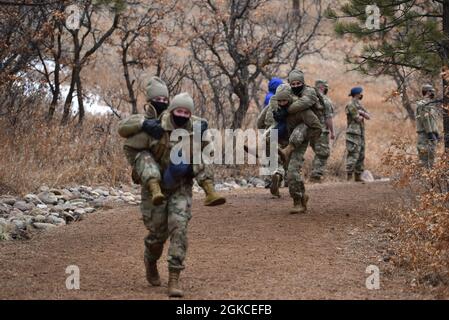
0 181 434 300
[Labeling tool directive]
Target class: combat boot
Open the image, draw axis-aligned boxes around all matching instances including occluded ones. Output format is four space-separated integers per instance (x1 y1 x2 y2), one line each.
301 194 309 211
168 269 183 297
148 179 165 206
200 179 226 206
144 244 163 286
355 173 363 182
290 198 306 214
347 172 354 181
279 144 295 164
270 173 282 198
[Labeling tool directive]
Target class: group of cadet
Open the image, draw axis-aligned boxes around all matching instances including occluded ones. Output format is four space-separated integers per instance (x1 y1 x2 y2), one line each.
257 69 371 214
117 71 442 298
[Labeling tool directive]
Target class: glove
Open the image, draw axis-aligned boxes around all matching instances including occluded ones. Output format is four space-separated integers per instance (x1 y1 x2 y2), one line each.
142 119 164 139
427 132 439 141
273 108 289 122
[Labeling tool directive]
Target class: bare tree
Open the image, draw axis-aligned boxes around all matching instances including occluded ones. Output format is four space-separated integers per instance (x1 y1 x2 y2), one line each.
186 0 324 128
61 0 122 125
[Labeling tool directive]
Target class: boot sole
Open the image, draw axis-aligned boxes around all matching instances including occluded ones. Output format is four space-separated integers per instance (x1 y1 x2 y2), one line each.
205 198 226 206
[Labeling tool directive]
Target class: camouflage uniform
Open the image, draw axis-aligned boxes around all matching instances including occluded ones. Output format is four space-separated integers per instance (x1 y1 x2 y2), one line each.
310 92 334 179
416 98 440 168
118 104 161 187
285 85 322 207
345 99 368 175
137 110 213 271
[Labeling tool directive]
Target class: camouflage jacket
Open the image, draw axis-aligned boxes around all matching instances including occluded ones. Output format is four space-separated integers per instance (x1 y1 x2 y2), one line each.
345 99 367 136
318 93 334 133
416 99 440 134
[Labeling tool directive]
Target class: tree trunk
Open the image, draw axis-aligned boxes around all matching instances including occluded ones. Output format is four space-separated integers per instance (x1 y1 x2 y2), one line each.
122 45 137 114
443 0 449 151
401 85 415 121
292 0 300 15
232 90 250 129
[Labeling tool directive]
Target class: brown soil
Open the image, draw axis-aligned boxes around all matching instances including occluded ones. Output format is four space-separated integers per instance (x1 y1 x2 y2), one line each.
0 181 436 300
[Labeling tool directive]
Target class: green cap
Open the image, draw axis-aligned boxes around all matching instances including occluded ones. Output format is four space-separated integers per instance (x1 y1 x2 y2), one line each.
168 92 194 114
288 70 305 83
146 76 169 101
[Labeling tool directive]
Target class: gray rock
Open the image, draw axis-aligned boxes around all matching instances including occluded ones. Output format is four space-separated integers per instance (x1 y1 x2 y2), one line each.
38 192 58 205
52 205 64 213
84 207 95 214
49 189 63 196
33 215 47 223
39 185 50 193
24 194 43 205
0 203 11 215
0 196 16 206
238 179 248 187
32 222 57 230
70 198 87 204
14 201 34 212
46 215 66 226
93 189 109 197
74 208 86 215
12 220 26 230
122 196 135 202
61 212 75 224
37 204 48 210
29 208 46 216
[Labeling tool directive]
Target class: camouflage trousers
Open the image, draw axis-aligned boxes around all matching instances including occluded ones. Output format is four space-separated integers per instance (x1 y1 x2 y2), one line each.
141 181 193 271
417 132 437 168
289 122 322 149
346 134 365 174
287 140 308 201
129 150 161 186
310 132 330 179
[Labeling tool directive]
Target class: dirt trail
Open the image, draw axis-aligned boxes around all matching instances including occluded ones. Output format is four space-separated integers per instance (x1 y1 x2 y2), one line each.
0 181 434 300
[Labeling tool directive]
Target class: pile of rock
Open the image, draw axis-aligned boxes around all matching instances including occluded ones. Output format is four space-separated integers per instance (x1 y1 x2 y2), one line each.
0 178 265 240
0 185 141 240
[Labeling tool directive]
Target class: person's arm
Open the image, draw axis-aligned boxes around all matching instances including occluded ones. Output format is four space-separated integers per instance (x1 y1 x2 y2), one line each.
347 104 364 123
257 105 269 129
287 88 318 114
118 114 146 138
326 118 335 140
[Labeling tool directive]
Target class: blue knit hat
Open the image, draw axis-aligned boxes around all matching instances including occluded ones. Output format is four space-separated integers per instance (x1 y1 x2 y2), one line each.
349 87 363 96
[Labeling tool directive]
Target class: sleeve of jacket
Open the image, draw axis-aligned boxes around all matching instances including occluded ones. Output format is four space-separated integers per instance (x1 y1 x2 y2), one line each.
346 103 359 121
287 87 318 114
118 114 146 138
324 97 334 119
422 106 439 134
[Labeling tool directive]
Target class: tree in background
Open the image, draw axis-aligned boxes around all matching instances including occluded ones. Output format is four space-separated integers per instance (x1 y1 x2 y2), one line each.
327 0 449 149
185 0 324 129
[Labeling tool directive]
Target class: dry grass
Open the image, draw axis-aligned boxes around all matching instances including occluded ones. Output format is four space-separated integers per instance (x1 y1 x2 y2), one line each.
383 140 449 291
0 108 130 195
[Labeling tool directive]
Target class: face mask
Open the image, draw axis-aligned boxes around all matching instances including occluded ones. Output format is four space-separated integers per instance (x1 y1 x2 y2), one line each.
291 85 304 96
151 100 169 116
359 95 363 101
323 88 329 95
172 114 190 127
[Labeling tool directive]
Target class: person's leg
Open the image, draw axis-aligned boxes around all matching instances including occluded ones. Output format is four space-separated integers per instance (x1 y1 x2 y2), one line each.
310 132 330 181
287 141 309 214
135 151 165 205
355 136 365 182
346 136 361 181
141 185 169 287
166 183 193 297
